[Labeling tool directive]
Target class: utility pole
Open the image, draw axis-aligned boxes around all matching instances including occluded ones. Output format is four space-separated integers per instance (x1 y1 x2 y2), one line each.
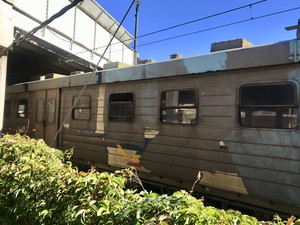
133 1 141 65
285 19 300 39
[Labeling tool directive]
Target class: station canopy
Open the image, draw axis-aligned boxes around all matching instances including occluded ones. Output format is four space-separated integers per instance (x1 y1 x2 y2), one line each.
7 28 100 85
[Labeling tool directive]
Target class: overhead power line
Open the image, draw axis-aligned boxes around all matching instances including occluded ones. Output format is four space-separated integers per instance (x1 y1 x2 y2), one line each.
69 0 267 57
66 5 300 64
138 6 300 48
138 0 267 39
53 2 300 64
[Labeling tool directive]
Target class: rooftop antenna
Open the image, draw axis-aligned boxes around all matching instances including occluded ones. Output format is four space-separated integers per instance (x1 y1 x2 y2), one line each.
285 19 300 39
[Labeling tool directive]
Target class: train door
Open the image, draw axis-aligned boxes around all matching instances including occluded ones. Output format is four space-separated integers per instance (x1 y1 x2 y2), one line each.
105 82 160 171
34 89 60 147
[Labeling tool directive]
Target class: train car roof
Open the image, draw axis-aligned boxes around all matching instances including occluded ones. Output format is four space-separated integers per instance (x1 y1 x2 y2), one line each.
6 38 300 93
101 39 300 83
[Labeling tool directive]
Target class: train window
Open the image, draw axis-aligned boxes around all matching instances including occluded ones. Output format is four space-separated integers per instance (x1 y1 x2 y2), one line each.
109 92 134 122
239 83 298 129
4 100 10 118
160 89 197 125
17 99 28 118
72 95 91 120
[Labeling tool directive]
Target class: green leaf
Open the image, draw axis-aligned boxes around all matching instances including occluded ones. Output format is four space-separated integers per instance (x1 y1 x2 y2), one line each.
75 209 86 218
97 208 106 217
40 209 49 216
294 219 300 225
89 200 96 206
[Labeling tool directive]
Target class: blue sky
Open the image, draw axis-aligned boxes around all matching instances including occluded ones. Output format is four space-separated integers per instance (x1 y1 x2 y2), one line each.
97 0 300 61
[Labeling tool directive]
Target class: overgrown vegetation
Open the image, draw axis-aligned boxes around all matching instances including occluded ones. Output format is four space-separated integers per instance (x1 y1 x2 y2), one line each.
0 134 298 225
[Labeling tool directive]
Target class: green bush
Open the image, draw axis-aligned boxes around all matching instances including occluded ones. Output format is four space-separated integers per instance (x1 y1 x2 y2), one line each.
0 134 298 225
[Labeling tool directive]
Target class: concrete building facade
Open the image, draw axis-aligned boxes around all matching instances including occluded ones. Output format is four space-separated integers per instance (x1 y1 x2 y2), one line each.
0 0 14 132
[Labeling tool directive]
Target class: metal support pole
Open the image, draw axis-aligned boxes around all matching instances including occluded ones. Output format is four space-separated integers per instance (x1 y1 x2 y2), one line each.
285 19 300 39
133 1 141 65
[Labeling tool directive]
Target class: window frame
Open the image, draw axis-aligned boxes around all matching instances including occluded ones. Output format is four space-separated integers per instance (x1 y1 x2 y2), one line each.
17 99 28 118
108 92 135 122
160 88 198 125
238 82 298 129
72 95 91 120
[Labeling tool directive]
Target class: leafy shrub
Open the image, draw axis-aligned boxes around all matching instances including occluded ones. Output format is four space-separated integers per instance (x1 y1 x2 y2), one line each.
0 134 298 225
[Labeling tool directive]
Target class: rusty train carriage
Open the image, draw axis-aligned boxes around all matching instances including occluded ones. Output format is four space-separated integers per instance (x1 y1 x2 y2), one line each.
3 39 300 216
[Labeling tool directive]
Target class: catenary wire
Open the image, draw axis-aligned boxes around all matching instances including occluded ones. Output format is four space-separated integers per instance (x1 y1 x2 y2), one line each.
49 0 136 147
137 0 267 39
64 0 268 58
138 6 300 47
62 5 300 64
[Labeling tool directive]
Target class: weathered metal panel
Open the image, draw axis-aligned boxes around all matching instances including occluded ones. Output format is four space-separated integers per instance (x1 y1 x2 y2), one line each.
242 179 300 207
226 41 292 70
102 40 300 84
6 83 27 93
70 73 99 86
102 52 228 83
28 77 70 91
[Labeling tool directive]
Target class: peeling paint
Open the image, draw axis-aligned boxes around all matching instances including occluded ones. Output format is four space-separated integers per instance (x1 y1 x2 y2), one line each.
102 52 228 83
200 171 248 195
